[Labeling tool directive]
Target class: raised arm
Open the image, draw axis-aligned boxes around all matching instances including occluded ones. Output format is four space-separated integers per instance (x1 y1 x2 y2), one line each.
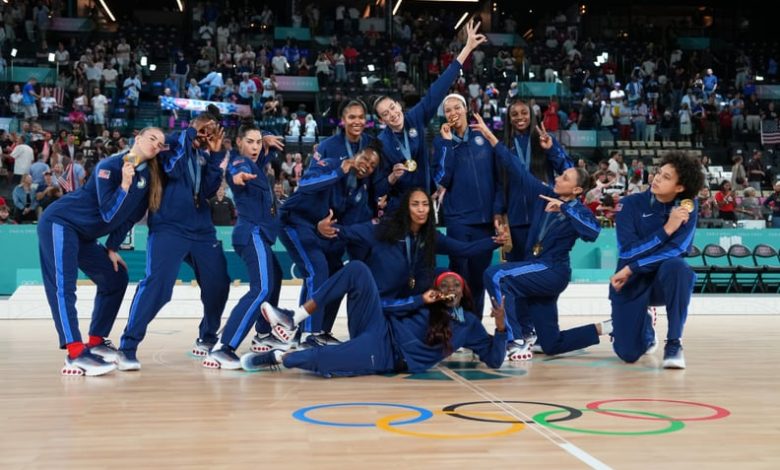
95 159 132 223
409 20 487 124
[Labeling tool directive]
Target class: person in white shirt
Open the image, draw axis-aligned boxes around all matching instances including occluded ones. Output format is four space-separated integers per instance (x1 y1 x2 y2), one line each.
607 151 629 189
54 42 70 67
288 117 301 137
304 114 317 138
11 138 34 185
187 78 202 100
199 70 224 100
198 24 214 43
40 88 58 117
123 74 142 105
262 75 276 101
216 25 230 54
271 50 289 75
115 38 131 74
9 84 23 115
237 73 257 105
91 88 108 134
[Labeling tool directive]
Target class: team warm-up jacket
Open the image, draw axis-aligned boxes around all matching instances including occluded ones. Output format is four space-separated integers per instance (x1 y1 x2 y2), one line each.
390 308 507 373
149 127 224 239
315 132 378 225
374 61 463 202
504 134 573 227
331 221 499 310
494 142 600 263
279 155 372 227
610 190 698 301
42 151 149 250
432 129 504 225
225 147 278 246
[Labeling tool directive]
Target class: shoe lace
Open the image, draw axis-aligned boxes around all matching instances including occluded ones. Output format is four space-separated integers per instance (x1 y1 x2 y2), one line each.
665 340 681 355
258 352 280 371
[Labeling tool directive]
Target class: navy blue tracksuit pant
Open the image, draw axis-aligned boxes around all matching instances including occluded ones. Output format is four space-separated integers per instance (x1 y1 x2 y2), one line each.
221 231 282 350
279 224 343 334
611 258 696 363
283 261 396 377
504 224 536 338
446 222 494 318
120 231 230 352
39 221 129 348
484 260 600 355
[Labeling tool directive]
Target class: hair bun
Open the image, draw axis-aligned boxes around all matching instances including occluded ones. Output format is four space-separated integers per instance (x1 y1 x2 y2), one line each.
206 104 221 120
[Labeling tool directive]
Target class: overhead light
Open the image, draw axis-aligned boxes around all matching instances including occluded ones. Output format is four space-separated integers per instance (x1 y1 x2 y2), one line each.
48 53 55 62
150 64 157 71
755 75 764 81
176 0 184 12
141 56 148 66
361 76 369 85
454 12 469 30
97 0 116 22
392 0 402 16
529 72 535 79
367 64 375 72
11 48 17 57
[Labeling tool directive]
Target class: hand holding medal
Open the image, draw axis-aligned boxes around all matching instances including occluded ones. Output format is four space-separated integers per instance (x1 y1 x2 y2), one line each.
123 152 142 167
679 198 695 213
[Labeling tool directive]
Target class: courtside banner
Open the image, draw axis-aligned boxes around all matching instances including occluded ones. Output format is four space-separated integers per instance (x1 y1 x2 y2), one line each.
160 97 252 117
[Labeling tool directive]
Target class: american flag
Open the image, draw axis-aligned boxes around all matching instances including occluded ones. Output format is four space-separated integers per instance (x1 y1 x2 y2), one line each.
57 164 74 193
761 119 780 145
42 86 65 107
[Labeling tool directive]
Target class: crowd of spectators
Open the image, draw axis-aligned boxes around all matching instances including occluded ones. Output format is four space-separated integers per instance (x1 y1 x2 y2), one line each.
2 2 780 229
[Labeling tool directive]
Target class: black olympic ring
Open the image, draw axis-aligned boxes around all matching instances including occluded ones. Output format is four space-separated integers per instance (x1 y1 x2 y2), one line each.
442 401 583 424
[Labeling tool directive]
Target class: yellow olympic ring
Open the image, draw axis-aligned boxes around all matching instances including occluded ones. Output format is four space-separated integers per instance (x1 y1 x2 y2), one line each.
375 410 525 439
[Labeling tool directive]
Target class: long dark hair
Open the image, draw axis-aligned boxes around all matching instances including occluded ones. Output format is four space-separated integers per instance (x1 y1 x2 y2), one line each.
504 99 551 183
425 281 475 355
376 188 436 269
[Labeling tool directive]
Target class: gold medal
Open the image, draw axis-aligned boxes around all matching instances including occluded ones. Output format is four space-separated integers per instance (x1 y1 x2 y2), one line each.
408 277 416 289
405 159 417 172
680 199 695 213
124 153 142 167
532 243 543 257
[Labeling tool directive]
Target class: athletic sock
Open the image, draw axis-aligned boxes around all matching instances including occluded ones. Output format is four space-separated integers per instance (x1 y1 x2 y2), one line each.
66 342 86 359
292 307 310 326
600 320 614 336
87 336 103 347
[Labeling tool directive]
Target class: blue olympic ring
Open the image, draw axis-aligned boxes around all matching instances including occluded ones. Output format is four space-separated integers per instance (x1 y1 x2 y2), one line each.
292 402 434 428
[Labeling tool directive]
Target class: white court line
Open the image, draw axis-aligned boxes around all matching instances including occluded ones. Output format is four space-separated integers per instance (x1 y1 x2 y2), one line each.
436 365 612 470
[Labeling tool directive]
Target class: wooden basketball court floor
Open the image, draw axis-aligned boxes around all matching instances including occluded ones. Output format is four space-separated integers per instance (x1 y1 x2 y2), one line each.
1 310 778 469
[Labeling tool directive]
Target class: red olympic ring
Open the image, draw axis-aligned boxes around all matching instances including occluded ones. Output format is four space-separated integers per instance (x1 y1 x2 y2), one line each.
586 398 730 422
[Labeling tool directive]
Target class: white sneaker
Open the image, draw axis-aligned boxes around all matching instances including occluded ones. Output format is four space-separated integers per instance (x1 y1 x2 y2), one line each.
506 340 533 361
87 339 119 363
116 351 141 371
202 348 242 370
251 333 294 353
192 338 216 357
61 350 116 376
662 340 686 369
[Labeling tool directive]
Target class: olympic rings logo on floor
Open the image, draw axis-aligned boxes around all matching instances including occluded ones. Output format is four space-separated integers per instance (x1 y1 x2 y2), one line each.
292 399 730 439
